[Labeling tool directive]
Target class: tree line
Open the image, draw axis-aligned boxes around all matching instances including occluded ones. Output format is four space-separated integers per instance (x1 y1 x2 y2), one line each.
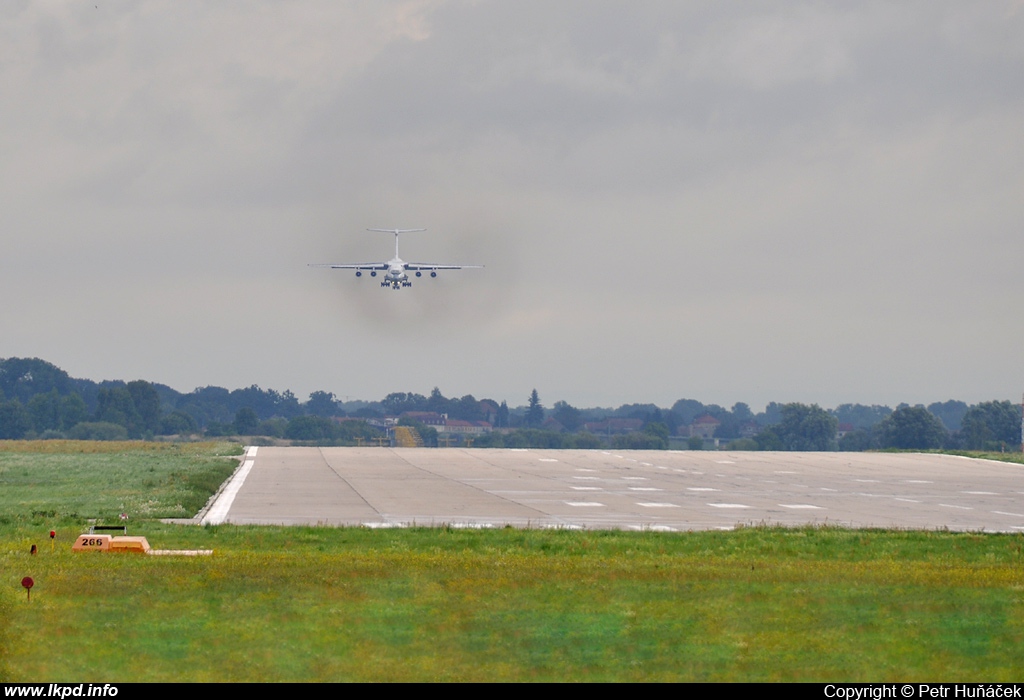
0 357 1019 451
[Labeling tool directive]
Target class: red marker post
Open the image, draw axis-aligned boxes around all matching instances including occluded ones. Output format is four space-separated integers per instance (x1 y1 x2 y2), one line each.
21 576 33 602
50 530 56 553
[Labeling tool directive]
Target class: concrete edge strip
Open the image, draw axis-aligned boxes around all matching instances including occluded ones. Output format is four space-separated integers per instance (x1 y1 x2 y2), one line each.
201 446 258 525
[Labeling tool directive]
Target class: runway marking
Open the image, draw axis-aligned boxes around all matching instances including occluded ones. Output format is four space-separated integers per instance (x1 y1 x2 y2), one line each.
573 476 600 481
855 479 880 483
780 504 823 510
637 502 679 508
628 524 677 531
361 522 405 529
539 458 558 462
576 468 596 472
939 504 973 510
716 460 735 464
708 503 750 509
895 498 920 503
687 487 718 492
622 477 648 481
629 487 662 491
640 462 652 466
201 456 256 525
993 511 1024 518
775 471 797 474
565 501 604 507
450 522 494 529
820 488 838 492
905 480 932 484
245 446 259 459
691 471 704 475
510 449 528 452
964 491 998 495
571 486 602 491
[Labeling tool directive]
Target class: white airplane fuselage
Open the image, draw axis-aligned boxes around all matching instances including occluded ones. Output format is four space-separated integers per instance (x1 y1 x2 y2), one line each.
385 258 409 287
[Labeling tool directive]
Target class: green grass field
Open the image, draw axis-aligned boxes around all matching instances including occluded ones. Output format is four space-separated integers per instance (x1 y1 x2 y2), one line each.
1 442 1022 681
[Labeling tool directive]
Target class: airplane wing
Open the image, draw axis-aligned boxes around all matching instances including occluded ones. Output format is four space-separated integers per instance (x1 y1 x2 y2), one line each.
308 262 388 270
403 263 484 271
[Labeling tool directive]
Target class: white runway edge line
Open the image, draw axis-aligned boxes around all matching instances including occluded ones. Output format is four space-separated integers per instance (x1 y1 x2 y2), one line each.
201 446 258 525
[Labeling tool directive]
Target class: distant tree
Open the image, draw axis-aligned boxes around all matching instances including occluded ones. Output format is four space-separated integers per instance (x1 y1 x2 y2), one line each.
68 421 129 441
731 402 754 423
495 401 510 428
451 395 484 422
687 435 704 450
306 391 340 418
775 404 838 451
160 411 199 435
59 393 88 430
234 407 260 435
256 417 288 438
285 415 338 441
838 429 875 452
612 431 667 449
927 400 969 432
525 389 544 428
95 387 143 436
670 399 705 426
28 390 61 432
878 406 947 449
960 401 1022 450
639 422 670 449
757 402 784 426
126 380 161 434
552 401 584 433
754 426 783 451
334 420 379 443
381 392 428 415
427 387 450 414
0 399 32 439
568 432 603 449
0 357 73 403
832 404 892 430
204 421 233 437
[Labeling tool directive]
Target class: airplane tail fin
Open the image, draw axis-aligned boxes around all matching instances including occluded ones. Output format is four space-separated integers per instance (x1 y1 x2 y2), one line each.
367 228 426 259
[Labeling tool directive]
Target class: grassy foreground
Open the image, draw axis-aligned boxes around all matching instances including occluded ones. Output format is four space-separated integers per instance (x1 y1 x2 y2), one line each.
0 442 1022 681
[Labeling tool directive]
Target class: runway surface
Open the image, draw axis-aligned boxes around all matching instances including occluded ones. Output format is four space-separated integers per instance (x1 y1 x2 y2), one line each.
203 446 1024 532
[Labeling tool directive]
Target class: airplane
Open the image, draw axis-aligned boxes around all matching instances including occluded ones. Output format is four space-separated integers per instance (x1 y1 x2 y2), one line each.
309 228 483 289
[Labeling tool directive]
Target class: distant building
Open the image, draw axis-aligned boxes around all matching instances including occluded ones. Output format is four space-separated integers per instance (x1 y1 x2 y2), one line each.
398 411 491 434
399 411 446 427
687 415 721 439
437 419 491 435
739 421 761 439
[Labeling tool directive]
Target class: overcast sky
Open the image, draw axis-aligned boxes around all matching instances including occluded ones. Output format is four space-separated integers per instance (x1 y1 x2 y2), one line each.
1 1 1022 411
